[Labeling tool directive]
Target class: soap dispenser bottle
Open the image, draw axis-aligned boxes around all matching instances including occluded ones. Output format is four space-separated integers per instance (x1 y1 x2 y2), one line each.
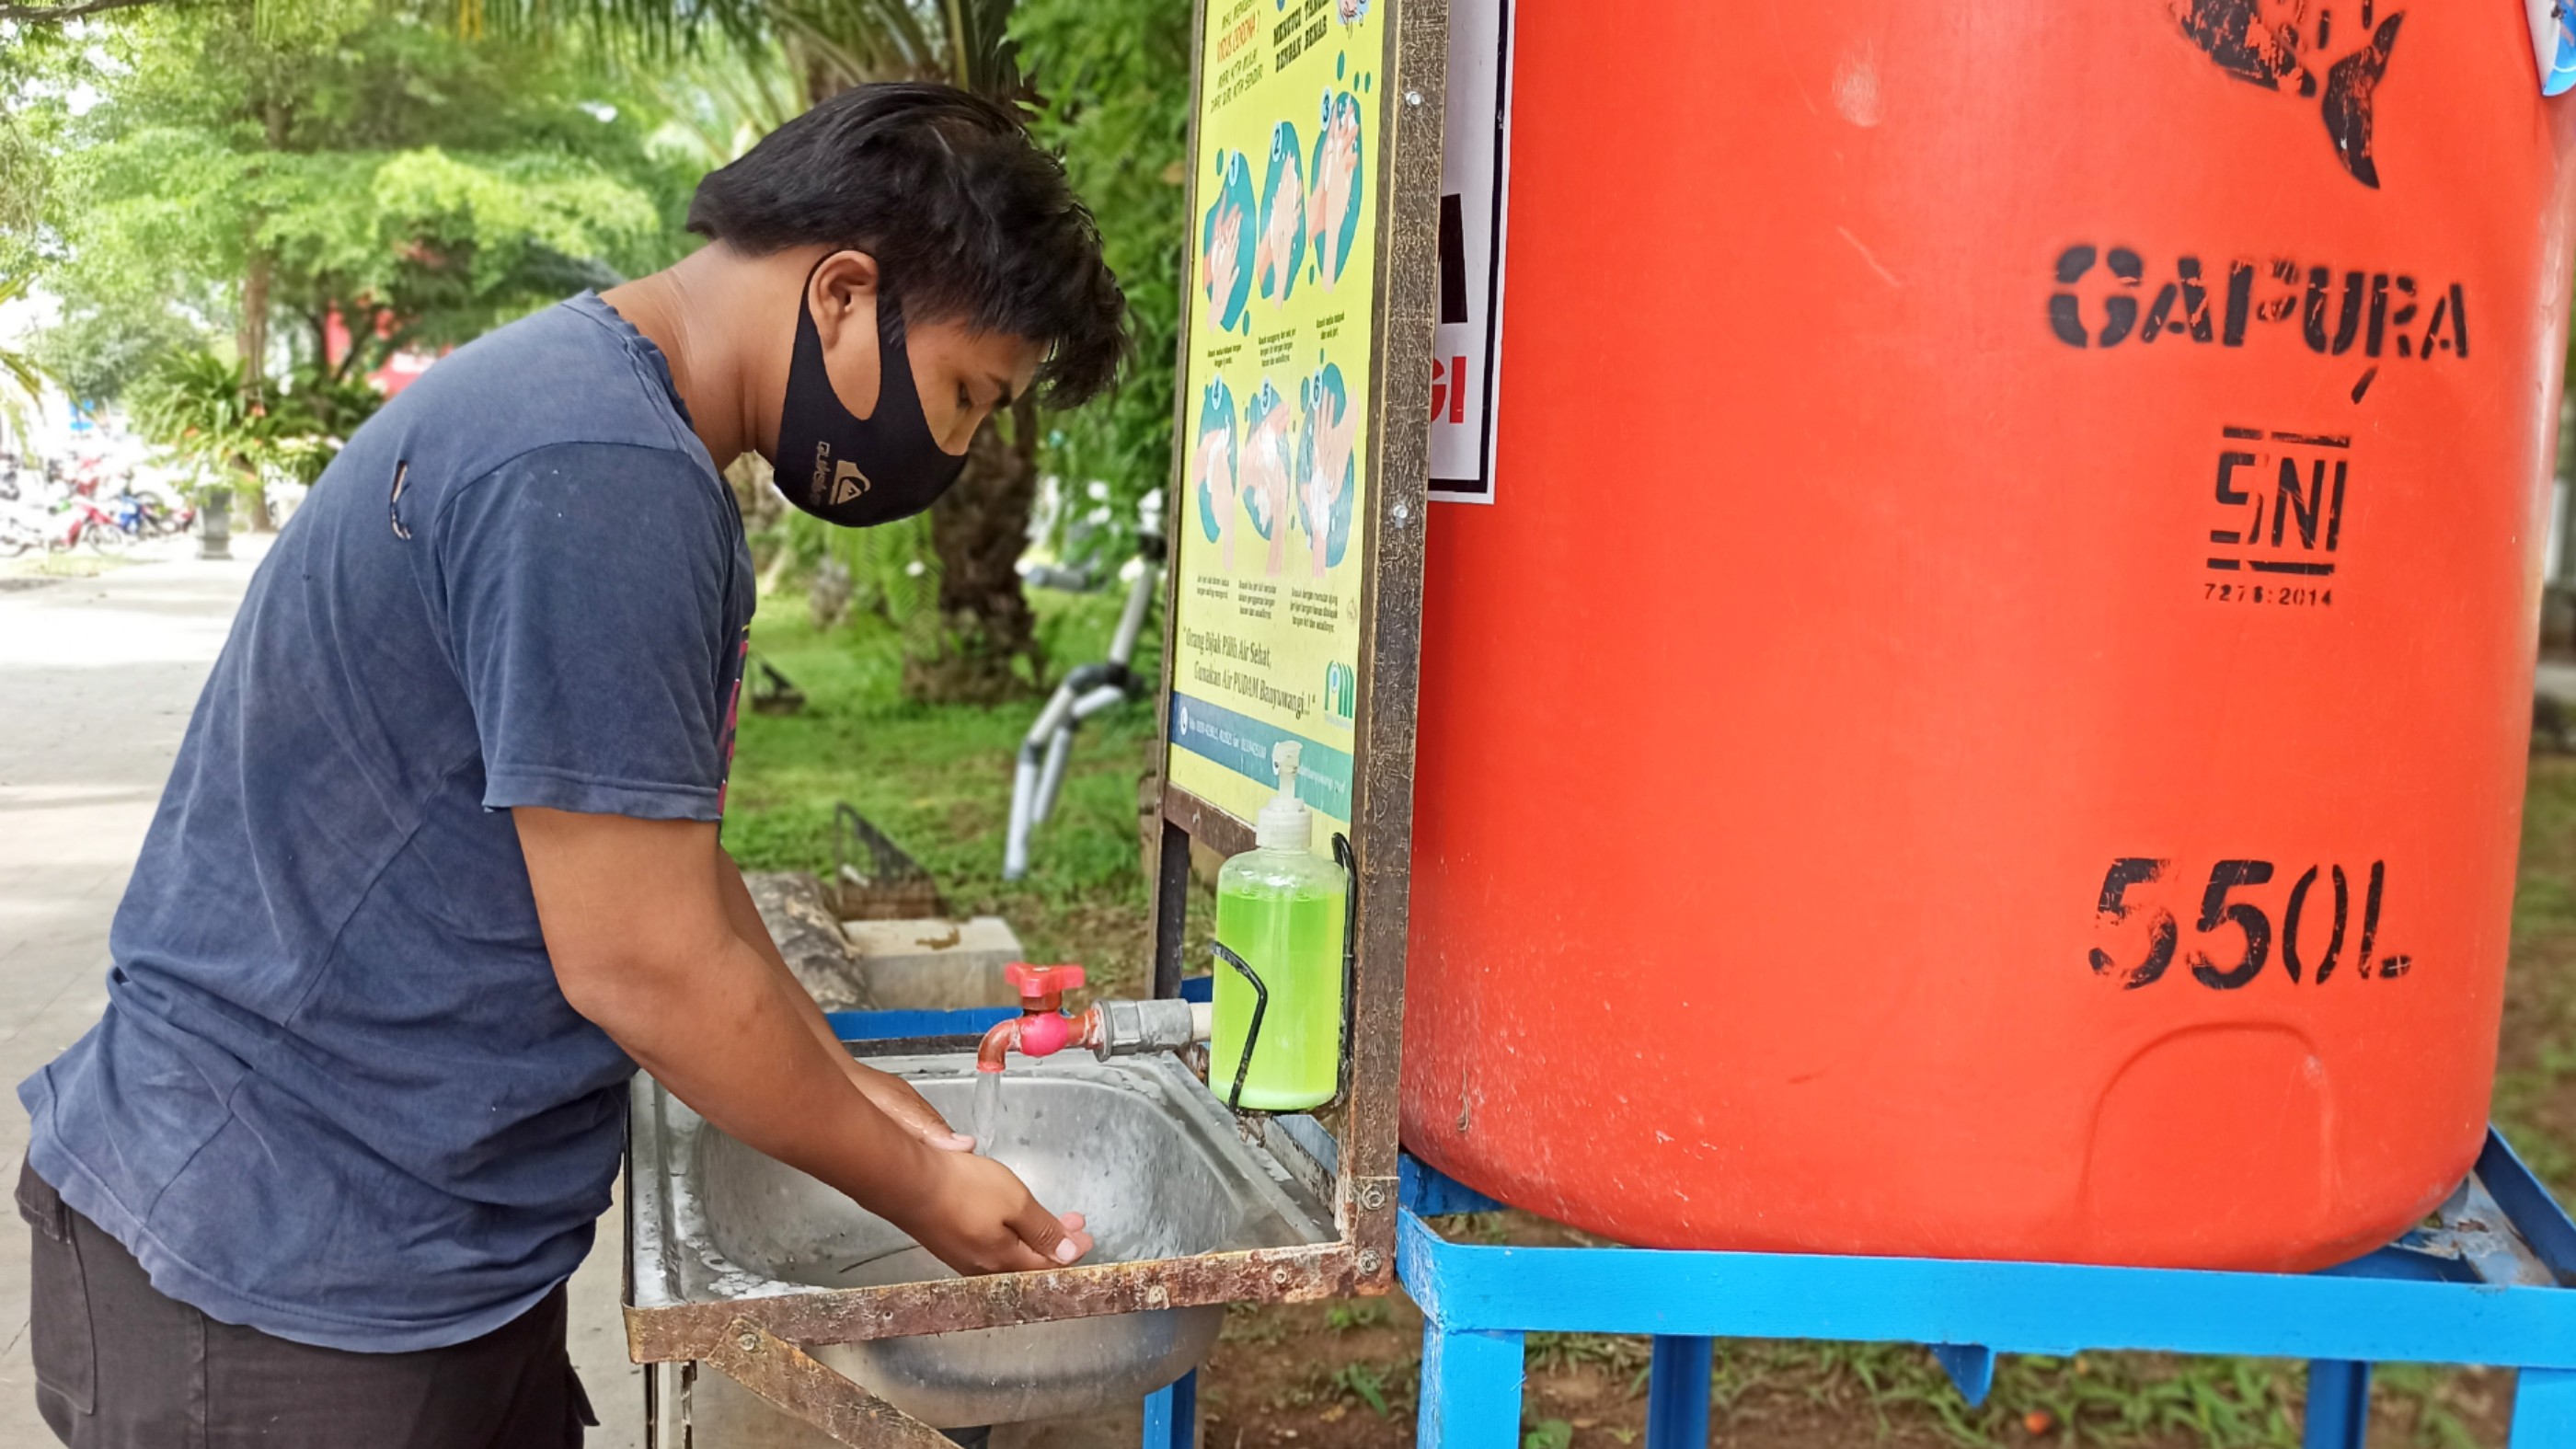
1210 741 1349 1110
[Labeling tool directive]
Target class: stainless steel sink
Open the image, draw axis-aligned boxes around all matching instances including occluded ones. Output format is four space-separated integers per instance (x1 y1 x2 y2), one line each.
627 1050 1335 1432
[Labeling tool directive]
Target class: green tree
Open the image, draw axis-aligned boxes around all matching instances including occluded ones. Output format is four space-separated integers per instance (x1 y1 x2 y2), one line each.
20 0 693 516
728 0 1189 703
0 273 55 446
21 0 1187 703
759 0 1062 706
124 348 375 500
0 27 78 444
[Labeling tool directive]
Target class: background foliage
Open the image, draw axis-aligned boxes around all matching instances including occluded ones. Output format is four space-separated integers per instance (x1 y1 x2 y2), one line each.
15 3 693 403
1012 0 1192 569
0 0 1195 676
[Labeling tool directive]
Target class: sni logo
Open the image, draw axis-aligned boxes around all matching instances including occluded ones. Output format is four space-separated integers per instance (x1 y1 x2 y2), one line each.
2209 426 2348 583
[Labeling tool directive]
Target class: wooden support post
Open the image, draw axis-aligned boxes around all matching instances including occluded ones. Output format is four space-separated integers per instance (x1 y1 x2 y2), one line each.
1151 816 1192 999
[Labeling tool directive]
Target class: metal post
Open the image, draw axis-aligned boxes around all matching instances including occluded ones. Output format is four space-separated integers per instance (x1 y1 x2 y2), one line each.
1150 817 1192 999
1419 1329 1525 1449
1143 1369 1198 1449
1644 1336 1713 1449
2513 1368 2576 1448
2303 1361 2370 1449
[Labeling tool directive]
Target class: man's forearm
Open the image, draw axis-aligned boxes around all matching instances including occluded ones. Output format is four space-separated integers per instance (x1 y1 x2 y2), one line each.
716 853 856 1068
713 852 970 1149
515 811 929 1218
516 808 1064 1272
586 923 929 1218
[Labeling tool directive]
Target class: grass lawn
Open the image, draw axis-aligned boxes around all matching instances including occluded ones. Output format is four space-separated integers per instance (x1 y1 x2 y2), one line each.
725 592 2576 1449
726 592 1165 997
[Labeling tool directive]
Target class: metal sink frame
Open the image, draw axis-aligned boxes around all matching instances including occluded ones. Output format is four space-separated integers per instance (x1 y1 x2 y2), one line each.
623 1005 1381 1444
627 1042 1334 1431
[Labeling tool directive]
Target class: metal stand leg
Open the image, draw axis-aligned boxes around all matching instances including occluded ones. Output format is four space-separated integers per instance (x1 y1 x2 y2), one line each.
2512 1368 2576 1448
2303 1361 2371 1449
1645 1337 1713 1449
1144 1370 1198 1449
1420 1328 1526 1449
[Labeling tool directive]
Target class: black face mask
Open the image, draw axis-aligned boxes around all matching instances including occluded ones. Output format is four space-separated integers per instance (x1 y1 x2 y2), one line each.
776 267 968 527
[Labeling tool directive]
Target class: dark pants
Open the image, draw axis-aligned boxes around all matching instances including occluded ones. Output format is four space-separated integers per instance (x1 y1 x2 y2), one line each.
21 1159 595 1448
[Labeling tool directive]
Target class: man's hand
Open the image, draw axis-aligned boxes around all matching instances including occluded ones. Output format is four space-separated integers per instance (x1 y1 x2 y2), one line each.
895 1149 1097 1274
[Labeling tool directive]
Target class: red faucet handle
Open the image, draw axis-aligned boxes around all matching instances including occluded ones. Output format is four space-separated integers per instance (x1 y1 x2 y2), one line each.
1005 962 1086 1003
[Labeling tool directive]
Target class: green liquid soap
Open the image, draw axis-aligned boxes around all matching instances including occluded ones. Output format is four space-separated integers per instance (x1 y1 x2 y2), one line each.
1210 740 1348 1111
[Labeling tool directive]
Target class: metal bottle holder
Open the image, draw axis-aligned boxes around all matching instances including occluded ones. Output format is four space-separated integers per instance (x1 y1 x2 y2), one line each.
1209 941 1267 1111
1209 832 1359 1112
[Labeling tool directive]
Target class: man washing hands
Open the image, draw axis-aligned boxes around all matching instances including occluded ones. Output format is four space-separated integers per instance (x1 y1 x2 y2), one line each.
17 84 1127 1448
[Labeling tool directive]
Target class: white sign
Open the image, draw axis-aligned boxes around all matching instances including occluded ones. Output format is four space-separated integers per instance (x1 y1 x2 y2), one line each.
1427 0 1515 502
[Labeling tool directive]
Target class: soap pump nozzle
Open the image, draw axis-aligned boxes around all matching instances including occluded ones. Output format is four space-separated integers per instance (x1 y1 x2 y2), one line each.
1256 740 1311 851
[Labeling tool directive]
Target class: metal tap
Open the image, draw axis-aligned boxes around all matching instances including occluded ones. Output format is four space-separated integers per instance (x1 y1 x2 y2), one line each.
975 962 1212 1073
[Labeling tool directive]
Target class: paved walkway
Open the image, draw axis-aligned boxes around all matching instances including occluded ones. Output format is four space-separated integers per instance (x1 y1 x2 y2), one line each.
0 542 639 1446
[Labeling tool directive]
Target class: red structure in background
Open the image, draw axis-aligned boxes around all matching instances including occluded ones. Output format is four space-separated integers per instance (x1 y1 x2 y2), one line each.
322 307 443 397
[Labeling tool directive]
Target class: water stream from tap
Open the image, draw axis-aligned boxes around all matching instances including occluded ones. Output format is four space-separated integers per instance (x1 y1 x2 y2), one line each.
970 1070 1004 1156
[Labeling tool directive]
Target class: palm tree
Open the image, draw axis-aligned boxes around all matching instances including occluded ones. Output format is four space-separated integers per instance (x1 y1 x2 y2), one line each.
765 0 1022 99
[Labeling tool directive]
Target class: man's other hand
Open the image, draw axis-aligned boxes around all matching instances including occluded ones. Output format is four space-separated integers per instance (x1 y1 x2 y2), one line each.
897 1149 1095 1275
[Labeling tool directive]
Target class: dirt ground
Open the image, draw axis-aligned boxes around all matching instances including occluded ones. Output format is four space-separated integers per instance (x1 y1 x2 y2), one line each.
1005 758 2576 1449
1000 1281 2514 1449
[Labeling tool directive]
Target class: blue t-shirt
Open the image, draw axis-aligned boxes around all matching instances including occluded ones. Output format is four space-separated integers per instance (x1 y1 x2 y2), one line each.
18 293 755 1351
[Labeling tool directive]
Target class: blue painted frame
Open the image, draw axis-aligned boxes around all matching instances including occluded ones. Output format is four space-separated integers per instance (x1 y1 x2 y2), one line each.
1397 1131 2576 1449
828 989 1213 1449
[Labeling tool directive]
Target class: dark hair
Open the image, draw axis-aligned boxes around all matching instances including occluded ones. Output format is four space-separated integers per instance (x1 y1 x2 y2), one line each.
688 83 1129 408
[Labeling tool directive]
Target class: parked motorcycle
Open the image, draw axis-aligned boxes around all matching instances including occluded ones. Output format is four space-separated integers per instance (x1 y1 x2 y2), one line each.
108 489 191 540
48 492 131 553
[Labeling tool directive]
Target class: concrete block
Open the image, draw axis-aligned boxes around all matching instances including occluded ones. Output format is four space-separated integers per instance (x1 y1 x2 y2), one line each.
843 916 1025 1010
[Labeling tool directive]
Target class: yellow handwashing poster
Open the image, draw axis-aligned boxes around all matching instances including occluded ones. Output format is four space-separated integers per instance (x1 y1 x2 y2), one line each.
1168 0 1382 839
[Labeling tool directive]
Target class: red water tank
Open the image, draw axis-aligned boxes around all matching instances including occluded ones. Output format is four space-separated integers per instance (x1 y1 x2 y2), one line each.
1399 0 2576 1271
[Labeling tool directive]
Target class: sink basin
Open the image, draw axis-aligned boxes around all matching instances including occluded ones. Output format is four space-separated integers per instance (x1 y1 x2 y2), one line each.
627 1050 1335 1431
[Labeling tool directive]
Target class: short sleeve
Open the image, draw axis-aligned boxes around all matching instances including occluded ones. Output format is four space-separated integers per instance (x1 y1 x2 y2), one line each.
437 442 740 821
